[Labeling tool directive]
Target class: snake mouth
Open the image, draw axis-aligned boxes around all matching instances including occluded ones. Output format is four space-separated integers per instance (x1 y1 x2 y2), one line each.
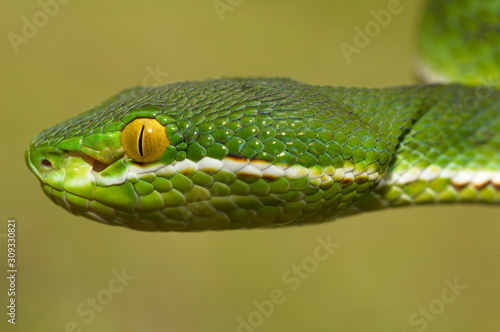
38 152 114 176
73 152 113 173
26 144 128 199
26 144 117 180
38 154 110 172
93 160 111 172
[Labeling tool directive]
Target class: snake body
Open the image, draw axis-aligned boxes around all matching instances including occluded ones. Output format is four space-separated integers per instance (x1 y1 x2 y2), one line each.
26 0 500 231
417 0 500 85
26 79 500 231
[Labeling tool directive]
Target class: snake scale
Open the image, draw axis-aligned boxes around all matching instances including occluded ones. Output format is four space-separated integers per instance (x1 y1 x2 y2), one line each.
26 0 500 231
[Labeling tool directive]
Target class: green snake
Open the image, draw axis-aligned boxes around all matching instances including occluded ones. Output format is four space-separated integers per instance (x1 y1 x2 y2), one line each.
26 0 500 232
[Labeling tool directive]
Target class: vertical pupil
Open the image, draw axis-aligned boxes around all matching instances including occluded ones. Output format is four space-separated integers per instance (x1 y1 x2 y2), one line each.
138 125 145 156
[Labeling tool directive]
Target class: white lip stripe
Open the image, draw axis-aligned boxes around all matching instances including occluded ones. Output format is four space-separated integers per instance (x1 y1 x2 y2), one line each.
263 165 286 178
238 165 263 177
385 166 500 188
222 158 249 173
175 159 198 172
418 165 441 181
285 166 309 179
415 59 451 84
197 157 223 172
123 156 372 186
250 160 277 171
493 172 500 184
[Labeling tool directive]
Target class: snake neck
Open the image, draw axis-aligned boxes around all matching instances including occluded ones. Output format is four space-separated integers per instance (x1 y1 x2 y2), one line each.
321 84 500 214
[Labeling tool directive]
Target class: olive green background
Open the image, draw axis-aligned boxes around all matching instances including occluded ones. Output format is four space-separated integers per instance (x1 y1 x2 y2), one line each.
2 0 499 331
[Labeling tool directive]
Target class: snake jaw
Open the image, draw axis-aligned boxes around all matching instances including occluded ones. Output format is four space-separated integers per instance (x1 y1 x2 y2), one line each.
75 151 113 173
26 144 135 226
26 144 125 201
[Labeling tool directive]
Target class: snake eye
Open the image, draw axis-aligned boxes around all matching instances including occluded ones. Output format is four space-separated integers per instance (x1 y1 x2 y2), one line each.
120 118 169 163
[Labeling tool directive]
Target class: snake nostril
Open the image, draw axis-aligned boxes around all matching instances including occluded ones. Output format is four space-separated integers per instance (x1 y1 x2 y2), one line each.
41 159 52 168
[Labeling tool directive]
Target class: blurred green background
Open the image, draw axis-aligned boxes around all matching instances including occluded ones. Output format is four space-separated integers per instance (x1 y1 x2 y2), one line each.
2 0 500 331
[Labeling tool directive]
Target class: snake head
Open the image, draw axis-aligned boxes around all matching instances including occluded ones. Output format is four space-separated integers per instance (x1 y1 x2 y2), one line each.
26 79 392 231
25 86 183 230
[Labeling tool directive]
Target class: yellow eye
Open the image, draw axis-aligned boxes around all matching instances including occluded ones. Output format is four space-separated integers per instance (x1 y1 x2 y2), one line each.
120 118 169 163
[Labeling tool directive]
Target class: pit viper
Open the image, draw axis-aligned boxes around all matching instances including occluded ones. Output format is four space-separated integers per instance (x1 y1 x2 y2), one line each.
26 0 500 231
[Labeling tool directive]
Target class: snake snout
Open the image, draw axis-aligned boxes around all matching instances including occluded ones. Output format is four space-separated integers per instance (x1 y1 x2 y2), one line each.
25 146 64 182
